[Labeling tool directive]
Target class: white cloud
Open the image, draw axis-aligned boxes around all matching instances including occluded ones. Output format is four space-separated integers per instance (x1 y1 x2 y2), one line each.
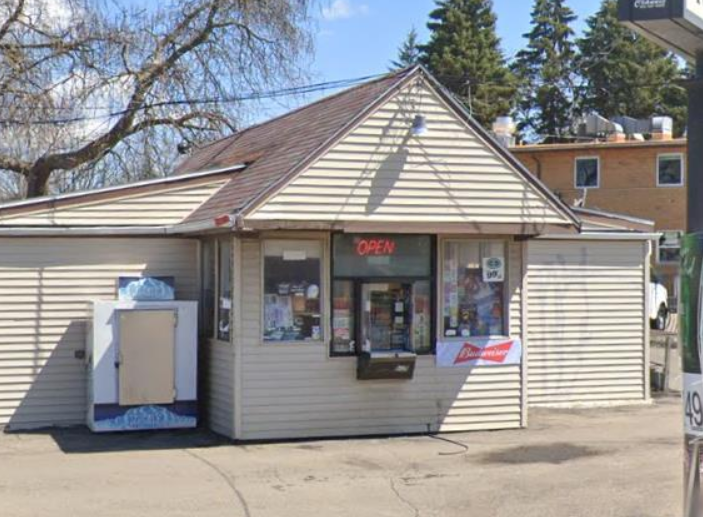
321 0 369 21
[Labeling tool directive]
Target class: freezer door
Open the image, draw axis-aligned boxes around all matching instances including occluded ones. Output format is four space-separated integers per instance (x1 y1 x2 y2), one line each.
118 310 176 406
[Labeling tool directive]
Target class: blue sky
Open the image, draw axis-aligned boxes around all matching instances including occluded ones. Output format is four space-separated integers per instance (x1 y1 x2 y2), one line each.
311 0 600 82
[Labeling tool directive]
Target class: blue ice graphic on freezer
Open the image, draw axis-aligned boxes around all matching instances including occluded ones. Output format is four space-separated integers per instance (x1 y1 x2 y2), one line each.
93 405 196 431
117 277 175 301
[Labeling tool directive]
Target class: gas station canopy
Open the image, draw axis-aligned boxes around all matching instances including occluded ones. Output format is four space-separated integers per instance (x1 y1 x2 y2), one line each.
618 0 703 62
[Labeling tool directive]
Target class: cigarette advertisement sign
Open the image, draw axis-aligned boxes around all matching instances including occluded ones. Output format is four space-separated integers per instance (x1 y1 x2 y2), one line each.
437 337 522 368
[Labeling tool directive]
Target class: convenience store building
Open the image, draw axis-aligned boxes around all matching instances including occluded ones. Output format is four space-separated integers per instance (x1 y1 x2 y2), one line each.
0 66 656 440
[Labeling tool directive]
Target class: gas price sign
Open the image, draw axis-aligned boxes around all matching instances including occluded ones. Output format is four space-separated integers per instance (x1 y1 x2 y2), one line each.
619 0 703 61
680 235 703 517
617 2 703 516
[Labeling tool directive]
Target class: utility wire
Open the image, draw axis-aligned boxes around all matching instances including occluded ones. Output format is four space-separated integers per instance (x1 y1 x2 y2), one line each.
0 70 688 127
0 73 388 125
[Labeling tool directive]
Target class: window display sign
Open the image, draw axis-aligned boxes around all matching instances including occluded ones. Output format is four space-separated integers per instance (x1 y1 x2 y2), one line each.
263 240 322 342
355 238 397 257
436 338 522 368
333 234 431 277
443 241 505 337
482 257 505 283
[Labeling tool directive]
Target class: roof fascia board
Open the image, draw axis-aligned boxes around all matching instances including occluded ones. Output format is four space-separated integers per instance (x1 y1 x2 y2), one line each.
0 226 173 236
238 66 423 218
573 207 655 227
510 140 687 153
537 232 660 241
237 218 578 235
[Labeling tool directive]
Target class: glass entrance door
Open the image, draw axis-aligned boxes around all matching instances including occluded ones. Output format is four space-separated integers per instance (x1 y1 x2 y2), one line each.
361 283 412 352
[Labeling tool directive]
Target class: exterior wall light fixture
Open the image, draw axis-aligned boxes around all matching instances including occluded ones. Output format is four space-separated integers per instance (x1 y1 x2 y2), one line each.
411 114 428 136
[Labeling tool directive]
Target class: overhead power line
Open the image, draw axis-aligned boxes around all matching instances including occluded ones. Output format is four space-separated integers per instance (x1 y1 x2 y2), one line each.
0 73 388 126
0 69 689 127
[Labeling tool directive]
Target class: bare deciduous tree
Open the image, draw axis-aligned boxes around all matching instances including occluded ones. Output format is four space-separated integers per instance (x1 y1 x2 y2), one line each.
0 0 312 198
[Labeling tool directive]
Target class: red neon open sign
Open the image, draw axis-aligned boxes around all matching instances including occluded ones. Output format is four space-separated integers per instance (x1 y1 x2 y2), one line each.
355 238 396 256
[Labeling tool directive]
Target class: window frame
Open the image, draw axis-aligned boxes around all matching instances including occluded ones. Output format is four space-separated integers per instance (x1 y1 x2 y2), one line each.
261 238 325 345
199 238 217 340
199 236 233 343
656 153 685 187
439 238 509 341
329 233 437 357
574 156 600 189
657 230 683 265
216 236 233 342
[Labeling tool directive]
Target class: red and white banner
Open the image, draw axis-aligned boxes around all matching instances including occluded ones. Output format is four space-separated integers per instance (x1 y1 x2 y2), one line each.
436 337 522 368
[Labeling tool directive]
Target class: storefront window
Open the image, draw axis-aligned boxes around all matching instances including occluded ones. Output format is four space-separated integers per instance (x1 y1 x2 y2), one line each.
332 280 355 354
217 237 232 341
263 240 322 342
331 234 434 356
200 239 216 338
442 241 506 338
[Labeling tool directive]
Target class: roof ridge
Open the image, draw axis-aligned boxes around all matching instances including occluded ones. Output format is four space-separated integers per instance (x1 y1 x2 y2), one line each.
236 66 423 217
417 70 581 228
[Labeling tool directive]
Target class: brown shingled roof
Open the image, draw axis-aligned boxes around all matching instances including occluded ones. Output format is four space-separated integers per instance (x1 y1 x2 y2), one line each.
178 67 419 224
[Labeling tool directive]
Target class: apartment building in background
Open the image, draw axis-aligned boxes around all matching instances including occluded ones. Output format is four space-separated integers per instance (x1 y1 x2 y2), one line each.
511 127 686 303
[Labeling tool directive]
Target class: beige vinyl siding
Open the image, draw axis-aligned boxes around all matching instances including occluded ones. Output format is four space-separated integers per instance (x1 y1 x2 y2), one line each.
201 236 236 438
0 181 226 227
526 240 647 406
236 235 523 441
248 80 569 226
202 339 234 437
0 238 198 429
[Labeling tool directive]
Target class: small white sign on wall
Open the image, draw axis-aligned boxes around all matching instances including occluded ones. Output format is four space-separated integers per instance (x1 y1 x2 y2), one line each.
283 250 306 261
482 257 505 283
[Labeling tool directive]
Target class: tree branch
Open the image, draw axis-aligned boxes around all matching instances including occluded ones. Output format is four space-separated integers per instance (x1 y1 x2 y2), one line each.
0 0 26 43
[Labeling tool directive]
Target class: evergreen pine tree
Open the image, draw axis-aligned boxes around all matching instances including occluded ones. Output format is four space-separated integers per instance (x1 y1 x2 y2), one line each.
391 28 422 70
577 0 687 135
421 0 515 127
512 0 577 141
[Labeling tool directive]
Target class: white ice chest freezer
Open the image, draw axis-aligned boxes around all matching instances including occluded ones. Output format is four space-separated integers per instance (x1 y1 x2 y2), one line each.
87 300 198 432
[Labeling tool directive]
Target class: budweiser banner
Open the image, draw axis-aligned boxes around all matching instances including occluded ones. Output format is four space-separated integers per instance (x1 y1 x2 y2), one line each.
436 337 522 368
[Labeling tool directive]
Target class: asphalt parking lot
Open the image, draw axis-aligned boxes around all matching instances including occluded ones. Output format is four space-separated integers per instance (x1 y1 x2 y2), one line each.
0 397 684 517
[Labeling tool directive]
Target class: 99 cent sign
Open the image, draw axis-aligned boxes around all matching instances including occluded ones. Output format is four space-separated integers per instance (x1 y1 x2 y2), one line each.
482 257 505 283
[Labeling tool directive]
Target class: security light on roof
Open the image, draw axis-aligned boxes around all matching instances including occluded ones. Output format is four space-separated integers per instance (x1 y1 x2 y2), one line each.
411 114 428 136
